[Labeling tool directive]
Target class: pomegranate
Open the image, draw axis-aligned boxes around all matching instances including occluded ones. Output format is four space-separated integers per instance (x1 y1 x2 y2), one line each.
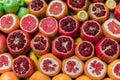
52 35 75 59
114 3 120 21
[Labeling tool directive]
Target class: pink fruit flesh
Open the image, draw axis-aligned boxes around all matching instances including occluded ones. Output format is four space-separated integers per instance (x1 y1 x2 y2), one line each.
0 55 8 67
31 0 43 11
69 0 85 8
114 63 120 76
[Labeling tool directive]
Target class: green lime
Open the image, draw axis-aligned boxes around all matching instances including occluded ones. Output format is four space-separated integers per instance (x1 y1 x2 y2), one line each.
17 0 25 7
17 7 29 19
0 0 5 4
3 0 19 13
0 4 4 17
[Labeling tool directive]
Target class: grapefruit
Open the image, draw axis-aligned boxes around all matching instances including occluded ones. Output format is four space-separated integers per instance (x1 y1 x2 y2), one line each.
39 17 58 37
103 78 113 80
75 75 91 80
46 0 68 20
0 14 19 34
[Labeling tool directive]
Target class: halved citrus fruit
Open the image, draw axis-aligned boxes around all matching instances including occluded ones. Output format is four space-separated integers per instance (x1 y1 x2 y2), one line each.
46 0 68 20
103 78 113 80
75 75 91 80
39 17 58 37
105 0 116 11
0 14 19 34
102 18 120 41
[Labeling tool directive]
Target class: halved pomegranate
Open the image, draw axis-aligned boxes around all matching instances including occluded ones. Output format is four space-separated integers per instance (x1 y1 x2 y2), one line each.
0 53 13 73
88 2 110 23
62 56 84 78
66 0 88 13
52 35 75 59
80 20 103 44
6 30 31 57
95 37 119 63
59 16 80 37
12 55 35 78
75 41 94 61
38 54 61 76
29 0 47 17
114 3 120 21
30 33 50 57
84 57 107 80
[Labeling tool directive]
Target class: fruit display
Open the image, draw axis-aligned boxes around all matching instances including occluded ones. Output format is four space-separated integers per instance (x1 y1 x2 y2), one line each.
0 0 120 80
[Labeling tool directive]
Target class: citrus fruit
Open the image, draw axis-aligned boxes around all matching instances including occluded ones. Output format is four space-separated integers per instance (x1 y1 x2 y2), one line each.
62 56 84 78
92 0 104 2
39 17 58 37
24 0 32 6
17 0 25 7
75 75 91 80
0 0 5 4
103 78 113 80
29 0 47 17
75 37 82 45
3 0 19 13
20 14 39 33
52 73 72 80
108 59 120 80
0 14 20 34
105 0 116 11
46 0 68 20
0 4 4 17
38 54 61 76
102 18 120 41
29 71 51 80
76 10 89 22
114 3 120 21
84 57 107 80
0 53 13 73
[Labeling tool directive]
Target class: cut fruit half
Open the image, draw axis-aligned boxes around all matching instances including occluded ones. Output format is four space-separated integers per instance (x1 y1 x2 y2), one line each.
84 57 107 80
62 56 84 78
39 17 58 37
46 0 68 20
0 14 19 34
102 18 120 41
38 54 61 76
105 0 116 11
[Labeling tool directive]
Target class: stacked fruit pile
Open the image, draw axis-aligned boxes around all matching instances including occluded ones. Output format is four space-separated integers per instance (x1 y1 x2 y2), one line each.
0 0 120 80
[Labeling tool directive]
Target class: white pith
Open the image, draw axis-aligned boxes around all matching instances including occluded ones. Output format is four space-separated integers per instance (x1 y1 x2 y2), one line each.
40 57 59 74
0 14 16 30
112 62 120 79
64 58 82 75
103 18 120 37
87 59 105 77
47 0 65 17
0 54 12 70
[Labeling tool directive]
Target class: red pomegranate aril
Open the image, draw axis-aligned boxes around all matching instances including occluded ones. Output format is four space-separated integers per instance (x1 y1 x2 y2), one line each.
31 0 43 11
69 0 85 8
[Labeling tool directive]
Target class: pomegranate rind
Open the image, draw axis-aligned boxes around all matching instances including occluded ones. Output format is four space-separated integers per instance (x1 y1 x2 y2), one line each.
12 55 35 78
75 41 94 61
52 35 75 59
7 30 31 56
108 59 120 80
39 17 58 37
29 0 47 17
84 57 107 80
66 0 89 13
80 20 103 44
102 18 120 41
62 56 84 78
95 37 119 63
0 53 13 74
38 54 61 76
0 14 19 34
46 0 68 20
30 34 50 57
88 2 110 23
20 14 39 33
59 16 80 37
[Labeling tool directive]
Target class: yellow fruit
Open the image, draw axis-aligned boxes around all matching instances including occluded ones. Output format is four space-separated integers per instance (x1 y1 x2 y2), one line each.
75 37 82 45
105 0 116 10
77 10 88 22
24 0 32 6
76 75 91 80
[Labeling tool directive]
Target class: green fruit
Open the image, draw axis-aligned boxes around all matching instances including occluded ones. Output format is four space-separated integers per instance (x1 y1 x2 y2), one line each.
3 0 19 13
0 0 5 4
0 4 4 17
17 7 29 19
17 0 25 7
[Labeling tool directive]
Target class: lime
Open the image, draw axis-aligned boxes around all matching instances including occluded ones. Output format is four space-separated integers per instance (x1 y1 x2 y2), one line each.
77 10 88 22
0 0 5 4
0 4 4 17
17 0 25 7
105 0 116 10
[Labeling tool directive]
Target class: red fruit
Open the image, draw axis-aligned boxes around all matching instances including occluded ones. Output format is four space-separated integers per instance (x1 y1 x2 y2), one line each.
62 56 84 78
39 17 58 37
80 20 103 44
12 55 35 78
59 16 80 37
66 0 88 13
88 2 110 23
0 33 7 53
20 14 39 33
75 41 94 61
92 0 104 3
52 35 75 59
30 34 50 57
114 3 120 21
95 37 119 63
38 54 61 76
6 30 31 57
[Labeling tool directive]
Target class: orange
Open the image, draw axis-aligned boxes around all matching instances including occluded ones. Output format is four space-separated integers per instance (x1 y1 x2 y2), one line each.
75 75 91 80
52 73 72 80
103 78 113 80
29 71 51 80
